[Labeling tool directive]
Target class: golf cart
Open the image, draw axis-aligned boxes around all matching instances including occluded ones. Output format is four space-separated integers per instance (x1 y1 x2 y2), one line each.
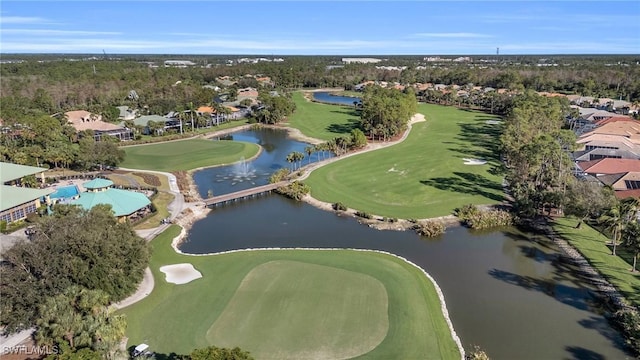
132 343 153 358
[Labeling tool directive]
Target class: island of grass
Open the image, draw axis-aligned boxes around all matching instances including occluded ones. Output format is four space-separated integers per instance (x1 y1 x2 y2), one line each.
286 92 361 141
303 103 504 219
120 139 260 172
122 225 462 359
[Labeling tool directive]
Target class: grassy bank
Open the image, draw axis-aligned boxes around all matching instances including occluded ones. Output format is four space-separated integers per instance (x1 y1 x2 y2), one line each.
121 139 260 172
304 103 504 219
552 217 640 308
286 92 360 141
121 225 461 359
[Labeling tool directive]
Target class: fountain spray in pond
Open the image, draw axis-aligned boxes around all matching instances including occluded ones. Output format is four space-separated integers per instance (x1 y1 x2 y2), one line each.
216 157 259 185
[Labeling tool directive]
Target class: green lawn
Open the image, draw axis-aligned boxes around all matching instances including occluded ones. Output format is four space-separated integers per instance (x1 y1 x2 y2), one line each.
120 139 260 171
286 92 360 141
304 103 504 219
552 217 640 308
121 225 461 359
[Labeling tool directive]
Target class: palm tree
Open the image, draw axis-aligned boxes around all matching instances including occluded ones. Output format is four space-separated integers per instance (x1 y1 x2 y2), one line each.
304 146 314 164
599 205 624 256
186 102 197 131
286 152 295 171
623 221 640 272
291 151 304 170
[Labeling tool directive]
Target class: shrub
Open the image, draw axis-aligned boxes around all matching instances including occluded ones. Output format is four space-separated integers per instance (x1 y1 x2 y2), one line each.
389 217 398 223
414 220 446 237
275 181 310 201
0 220 6 233
466 345 490 360
456 204 514 230
407 218 418 223
25 212 39 223
355 211 373 219
613 307 640 355
269 168 291 183
455 204 479 219
332 202 347 211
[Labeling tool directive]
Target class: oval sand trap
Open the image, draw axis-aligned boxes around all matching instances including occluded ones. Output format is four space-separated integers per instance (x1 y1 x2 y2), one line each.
207 260 388 360
160 263 202 284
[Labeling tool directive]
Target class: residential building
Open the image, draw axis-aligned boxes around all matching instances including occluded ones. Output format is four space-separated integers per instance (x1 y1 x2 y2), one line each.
65 110 132 141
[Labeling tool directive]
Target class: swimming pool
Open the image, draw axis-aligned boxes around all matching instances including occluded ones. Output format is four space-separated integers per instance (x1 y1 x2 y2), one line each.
50 185 80 200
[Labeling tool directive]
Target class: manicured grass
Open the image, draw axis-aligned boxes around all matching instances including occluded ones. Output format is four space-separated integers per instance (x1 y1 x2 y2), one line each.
121 226 461 359
286 92 360 141
207 260 388 359
120 139 260 172
304 103 504 219
552 217 640 308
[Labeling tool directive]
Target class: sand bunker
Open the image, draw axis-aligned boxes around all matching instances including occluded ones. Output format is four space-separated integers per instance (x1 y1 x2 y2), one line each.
485 120 502 125
463 158 487 165
160 263 202 284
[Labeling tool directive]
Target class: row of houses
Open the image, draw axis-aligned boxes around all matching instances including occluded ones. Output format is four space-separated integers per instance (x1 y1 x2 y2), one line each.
572 114 640 199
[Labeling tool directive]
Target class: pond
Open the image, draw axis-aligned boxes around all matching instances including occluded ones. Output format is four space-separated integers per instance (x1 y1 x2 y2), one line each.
193 128 332 198
312 91 362 106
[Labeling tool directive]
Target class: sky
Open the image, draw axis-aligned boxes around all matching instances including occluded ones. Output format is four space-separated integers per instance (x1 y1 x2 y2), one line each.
1 1 639 55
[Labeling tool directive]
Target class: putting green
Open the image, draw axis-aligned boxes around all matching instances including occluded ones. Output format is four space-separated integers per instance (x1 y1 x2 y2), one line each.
207 260 388 359
122 226 462 359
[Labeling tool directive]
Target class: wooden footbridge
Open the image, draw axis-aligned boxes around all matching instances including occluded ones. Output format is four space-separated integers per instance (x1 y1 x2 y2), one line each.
203 181 289 207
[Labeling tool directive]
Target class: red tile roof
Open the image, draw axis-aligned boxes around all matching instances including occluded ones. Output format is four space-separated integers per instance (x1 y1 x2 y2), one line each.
594 116 637 126
615 189 640 200
578 158 640 174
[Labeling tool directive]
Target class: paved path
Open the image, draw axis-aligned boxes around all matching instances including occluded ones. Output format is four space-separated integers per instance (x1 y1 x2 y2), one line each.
111 169 186 310
0 329 34 354
111 267 155 310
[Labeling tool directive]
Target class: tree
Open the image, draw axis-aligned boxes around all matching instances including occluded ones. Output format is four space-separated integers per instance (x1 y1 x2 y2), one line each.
304 145 314 164
623 221 640 272
599 204 624 256
350 128 367 149
360 85 417 141
1 205 150 333
188 346 253 360
35 286 126 359
564 180 616 228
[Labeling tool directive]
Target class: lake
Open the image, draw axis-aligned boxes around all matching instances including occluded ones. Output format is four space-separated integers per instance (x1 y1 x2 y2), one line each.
312 91 362 106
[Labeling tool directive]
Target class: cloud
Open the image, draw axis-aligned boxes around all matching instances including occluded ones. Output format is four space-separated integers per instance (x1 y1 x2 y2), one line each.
412 33 492 38
1 29 122 36
0 16 51 24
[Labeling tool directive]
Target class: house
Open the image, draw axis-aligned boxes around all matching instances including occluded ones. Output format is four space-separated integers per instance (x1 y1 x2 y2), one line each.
65 110 132 141
0 162 53 224
123 115 175 135
237 87 259 101
576 158 640 176
116 106 137 121
70 178 151 222
164 60 196 67
580 121 640 145
579 109 617 123
573 147 640 162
